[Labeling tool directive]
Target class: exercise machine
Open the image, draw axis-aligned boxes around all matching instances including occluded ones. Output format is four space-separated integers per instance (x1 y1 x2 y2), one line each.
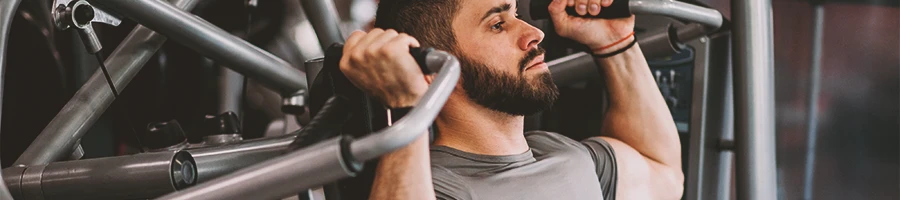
0 0 778 199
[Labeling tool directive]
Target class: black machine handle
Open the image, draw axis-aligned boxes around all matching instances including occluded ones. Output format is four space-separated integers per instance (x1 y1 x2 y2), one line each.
530 0 631 20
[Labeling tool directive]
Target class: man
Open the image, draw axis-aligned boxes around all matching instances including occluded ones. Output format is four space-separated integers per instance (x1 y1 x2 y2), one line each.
338 0 683 199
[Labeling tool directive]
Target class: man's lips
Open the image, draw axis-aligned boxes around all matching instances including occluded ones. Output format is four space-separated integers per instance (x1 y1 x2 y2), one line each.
524 54 546 71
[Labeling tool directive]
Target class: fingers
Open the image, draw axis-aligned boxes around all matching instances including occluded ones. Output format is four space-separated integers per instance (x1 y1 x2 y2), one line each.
344 30 366 55
366 29 400 56
601 0 613 7
549 0 570 22
588 0 602 16
574 0 588 15
383 33 420 59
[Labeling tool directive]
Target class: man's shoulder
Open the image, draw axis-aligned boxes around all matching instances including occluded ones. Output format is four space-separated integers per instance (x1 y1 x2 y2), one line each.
524 130 593 157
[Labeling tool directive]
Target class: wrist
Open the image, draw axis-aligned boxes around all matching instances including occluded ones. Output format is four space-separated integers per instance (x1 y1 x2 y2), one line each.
590 32 635 55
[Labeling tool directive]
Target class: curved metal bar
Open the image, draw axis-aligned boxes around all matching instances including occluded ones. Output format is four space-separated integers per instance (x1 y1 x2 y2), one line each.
14 0 202 167
630 0 723 29
0 0 24 198
350 50 461 161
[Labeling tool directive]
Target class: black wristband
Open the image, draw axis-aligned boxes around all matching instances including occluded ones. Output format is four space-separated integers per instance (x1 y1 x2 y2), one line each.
593 38 638 59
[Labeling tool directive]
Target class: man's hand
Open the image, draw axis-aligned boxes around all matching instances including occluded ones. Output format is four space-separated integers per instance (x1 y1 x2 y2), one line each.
340 28 429 108
548 0 634 54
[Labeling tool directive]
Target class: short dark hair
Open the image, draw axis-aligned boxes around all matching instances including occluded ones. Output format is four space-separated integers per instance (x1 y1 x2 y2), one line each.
374 0 460 53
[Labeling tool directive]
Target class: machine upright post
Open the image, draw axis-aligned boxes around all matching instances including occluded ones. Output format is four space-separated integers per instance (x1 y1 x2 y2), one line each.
0 0 23 196
301 0 345 51
731 0 779 199
803 3 825 200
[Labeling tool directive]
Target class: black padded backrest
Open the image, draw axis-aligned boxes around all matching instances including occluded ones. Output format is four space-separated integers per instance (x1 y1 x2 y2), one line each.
307 43 390 200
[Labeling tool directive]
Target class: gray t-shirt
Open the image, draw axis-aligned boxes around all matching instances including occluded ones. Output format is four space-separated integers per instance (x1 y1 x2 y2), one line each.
431 131 618 200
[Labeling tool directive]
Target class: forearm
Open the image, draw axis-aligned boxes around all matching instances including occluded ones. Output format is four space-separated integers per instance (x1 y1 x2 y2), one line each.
369 133 436 200
594 44 681 168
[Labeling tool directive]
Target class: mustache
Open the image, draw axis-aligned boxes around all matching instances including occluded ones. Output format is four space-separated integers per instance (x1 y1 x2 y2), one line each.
519 47 547 71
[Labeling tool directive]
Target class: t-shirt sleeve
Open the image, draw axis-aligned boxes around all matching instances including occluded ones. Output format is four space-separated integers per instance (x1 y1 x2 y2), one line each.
431 165 472 200
582 137 618 200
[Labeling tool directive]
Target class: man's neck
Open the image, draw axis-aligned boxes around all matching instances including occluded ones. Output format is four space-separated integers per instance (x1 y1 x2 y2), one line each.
433 93 529 156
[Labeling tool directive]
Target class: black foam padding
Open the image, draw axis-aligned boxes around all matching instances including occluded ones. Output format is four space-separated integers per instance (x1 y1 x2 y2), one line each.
530 0 631 20
288 96 353 151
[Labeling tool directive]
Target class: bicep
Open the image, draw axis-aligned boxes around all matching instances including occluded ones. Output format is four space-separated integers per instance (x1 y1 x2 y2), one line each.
599 136 684 200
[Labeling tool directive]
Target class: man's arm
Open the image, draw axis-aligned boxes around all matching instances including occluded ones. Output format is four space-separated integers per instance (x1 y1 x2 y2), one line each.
547 0 683 199
370 133 436 200
339 29 436 200
595 42 684 200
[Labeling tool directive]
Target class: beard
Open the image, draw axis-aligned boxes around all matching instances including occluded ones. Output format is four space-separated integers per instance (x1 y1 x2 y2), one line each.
455 47 559 116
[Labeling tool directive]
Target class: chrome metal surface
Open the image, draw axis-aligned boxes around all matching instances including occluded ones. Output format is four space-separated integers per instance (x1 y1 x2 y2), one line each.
218 67 244 117
14 0 202 167
52 0 120 30
94 0 308 95
283 95 306 107
69 143 84 160
686 33 734 200
802 5 824 200
630 0 723 29
4 151 195 200
301 0 344 50
76 25 102 53
1 1 24 195
187 133 296 183
732 0 778 199
158 138 351 200
202 134 244 145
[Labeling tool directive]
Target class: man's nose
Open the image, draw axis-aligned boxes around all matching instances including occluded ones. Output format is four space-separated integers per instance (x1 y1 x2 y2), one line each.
517 20 544 51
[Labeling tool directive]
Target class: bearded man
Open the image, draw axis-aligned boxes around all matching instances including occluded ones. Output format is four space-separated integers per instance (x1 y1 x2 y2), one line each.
337 0 684 199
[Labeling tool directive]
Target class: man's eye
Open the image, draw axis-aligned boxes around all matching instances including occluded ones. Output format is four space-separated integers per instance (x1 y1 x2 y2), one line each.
492 21 505 31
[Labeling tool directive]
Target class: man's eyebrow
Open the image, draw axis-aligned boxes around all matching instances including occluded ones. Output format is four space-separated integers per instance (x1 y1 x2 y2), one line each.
480 3 512 21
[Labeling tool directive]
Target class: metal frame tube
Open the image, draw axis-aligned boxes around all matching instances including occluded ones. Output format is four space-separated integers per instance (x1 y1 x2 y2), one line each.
186 133 296 183
93 0 307 95
13 0 202 166
802 4 825 200
630 0 724 29
157 50 460 200
4 151 196 200
301 0 345 51
0 0 23 195
731 0 778 199
160 137 351 200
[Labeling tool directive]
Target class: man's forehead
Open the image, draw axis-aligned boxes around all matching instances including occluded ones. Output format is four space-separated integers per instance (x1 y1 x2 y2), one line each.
457 0 517 18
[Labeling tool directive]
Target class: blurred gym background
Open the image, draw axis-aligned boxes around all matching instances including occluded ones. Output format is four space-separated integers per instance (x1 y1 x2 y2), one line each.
0 0 896 199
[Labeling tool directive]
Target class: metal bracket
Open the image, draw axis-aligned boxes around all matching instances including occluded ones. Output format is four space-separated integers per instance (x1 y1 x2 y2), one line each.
53 0 122 53
52 0 121 30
